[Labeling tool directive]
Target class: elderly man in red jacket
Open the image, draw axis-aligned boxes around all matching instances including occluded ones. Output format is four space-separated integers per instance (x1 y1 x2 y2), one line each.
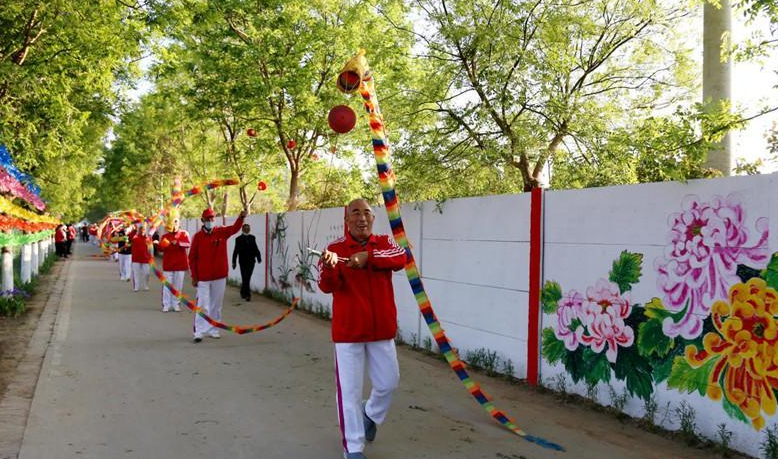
158 217 190 312
318 198 406 459
189 207 246 343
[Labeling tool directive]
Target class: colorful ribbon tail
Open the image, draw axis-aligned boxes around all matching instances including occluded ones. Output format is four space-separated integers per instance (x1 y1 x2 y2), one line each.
524 434 565 451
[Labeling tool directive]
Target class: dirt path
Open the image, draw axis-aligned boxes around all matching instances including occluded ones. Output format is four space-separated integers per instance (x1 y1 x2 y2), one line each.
0 242 753 459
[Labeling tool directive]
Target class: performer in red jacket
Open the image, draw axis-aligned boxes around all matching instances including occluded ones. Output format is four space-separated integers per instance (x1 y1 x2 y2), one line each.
318 198 406 459
188 207 245 342
158 218 190 312
130 223 153 292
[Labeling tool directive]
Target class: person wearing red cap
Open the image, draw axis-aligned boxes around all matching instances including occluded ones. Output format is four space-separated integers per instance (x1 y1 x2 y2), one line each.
158 217 190 312
130 223 153 292
188 207 246 342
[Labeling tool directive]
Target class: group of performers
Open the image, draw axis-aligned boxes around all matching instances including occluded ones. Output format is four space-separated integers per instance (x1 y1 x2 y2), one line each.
93 198 403 459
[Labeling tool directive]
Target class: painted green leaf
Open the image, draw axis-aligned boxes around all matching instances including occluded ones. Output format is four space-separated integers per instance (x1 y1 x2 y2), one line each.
613 345 654 401
764 253 778 292
583 348 612 385
720 377 750 425
541 327 567 364
564 347 588 384
637 317 674 358
667 355 718 397
541 280 563 314
609 251 643 293
650 343 683 384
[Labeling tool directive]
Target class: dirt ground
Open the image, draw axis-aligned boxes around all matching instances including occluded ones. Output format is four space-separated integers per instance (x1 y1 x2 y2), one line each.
0 260 61 401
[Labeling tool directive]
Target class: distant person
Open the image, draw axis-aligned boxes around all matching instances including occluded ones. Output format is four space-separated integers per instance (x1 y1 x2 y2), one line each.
158 218 190 312
318 198 406 459
232 224 262 301
189 208 245 343
80 225 89 242
130 223 152 292
66 224 76 254
116 228 132 281
55 224 67 258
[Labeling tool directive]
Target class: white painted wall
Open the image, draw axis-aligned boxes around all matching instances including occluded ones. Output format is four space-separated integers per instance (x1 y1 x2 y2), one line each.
186 172 778 457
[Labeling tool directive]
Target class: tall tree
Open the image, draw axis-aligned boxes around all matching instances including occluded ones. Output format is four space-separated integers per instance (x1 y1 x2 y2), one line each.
405 0 697 191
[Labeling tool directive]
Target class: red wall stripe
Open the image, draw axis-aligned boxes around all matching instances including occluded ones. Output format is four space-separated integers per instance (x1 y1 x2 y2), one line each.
527 187 544 386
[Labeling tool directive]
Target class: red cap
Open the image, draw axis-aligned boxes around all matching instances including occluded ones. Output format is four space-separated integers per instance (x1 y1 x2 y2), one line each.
201 208 215 219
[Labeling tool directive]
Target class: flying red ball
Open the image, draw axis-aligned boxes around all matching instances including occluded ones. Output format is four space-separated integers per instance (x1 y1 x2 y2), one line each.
328 105 357 134
247 128 257 137
257 181 267 191
286 139 296 149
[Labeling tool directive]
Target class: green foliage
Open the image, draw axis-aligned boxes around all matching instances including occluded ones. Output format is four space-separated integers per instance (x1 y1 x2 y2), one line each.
609 251 643 293
0 1 160 220
764 253 778 292
541 281 563 314
0 292 26 317
761 424 778 459
541 327 567 364
667 355 718 397
612 345 653 401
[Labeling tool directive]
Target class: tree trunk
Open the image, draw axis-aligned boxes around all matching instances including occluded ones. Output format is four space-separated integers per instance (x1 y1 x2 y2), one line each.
287 168 299 211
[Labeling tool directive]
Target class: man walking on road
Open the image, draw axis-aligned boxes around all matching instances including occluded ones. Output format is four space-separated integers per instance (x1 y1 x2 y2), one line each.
189 208 245 343
318 198 406 459
158 218 190 312
232 224 262 301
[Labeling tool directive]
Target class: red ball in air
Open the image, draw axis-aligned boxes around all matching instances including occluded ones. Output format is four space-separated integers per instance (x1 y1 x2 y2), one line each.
328 105 357 134
257 181 267 191
286 139 297 150
247 128 257 137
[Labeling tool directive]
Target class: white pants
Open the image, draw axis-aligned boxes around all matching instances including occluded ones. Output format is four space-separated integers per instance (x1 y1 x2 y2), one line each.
335 340 399 454
132 262 150 291
119 254 132 280
193 278 226 337
112 252 119 262
162 270 185 310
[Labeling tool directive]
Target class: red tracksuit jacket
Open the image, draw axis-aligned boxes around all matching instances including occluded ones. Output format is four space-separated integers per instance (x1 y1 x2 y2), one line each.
130 235 152 263
188 216 244 282
159 230 191 271
318 232 406 343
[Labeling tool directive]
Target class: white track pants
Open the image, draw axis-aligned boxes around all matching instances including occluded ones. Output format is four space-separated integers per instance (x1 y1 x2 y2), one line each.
119 254 132 280
335 340 399 454
193 278 226 337
162 270 185 310
132 262 149 291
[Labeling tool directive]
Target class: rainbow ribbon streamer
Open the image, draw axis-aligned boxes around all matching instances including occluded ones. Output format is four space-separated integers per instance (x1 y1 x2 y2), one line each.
354 64 563 451
142 178 297 334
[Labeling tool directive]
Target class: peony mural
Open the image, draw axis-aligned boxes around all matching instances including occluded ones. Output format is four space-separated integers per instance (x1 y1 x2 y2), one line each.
542 192 775 430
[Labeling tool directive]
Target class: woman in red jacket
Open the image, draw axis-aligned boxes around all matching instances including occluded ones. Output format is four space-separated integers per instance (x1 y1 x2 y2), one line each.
318 199 406 459
188 207 245 342
54 224 67 258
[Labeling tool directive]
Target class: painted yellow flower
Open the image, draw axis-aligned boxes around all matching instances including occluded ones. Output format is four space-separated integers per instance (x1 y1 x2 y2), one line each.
684 277 778 430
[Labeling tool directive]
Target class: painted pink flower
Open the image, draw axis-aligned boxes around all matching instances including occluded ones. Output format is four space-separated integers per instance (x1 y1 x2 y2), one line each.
656 194 768 339
576 279 634 363
554 290 584 351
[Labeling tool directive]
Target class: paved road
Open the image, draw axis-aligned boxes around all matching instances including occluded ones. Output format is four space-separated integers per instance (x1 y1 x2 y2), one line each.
7 242 727 459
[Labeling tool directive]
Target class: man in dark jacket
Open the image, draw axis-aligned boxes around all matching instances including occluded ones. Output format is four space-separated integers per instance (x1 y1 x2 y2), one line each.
232 224 262 301
318 198 406 459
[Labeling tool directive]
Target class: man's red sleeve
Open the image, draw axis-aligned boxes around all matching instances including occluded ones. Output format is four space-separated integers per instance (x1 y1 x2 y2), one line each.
367 236 406 271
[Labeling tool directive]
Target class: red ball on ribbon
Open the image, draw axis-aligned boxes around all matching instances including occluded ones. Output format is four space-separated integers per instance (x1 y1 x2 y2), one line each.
257 181 268 191
328 105 357 134
247 128 257 137
286 139 297 150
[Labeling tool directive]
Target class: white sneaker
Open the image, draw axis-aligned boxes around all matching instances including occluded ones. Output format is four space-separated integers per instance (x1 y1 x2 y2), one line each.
144 287 150 291
193 333 203 343
162 308 170 313
208 331 221 339
173 306 182 312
